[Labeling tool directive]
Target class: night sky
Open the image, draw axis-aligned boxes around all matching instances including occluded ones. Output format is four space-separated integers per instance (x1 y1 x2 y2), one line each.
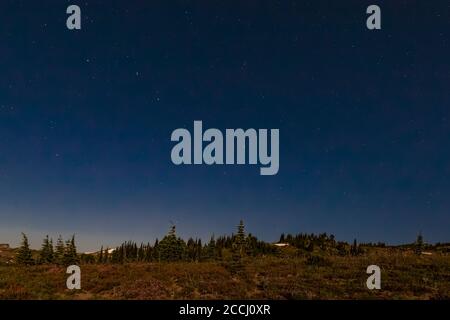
1 1 449 251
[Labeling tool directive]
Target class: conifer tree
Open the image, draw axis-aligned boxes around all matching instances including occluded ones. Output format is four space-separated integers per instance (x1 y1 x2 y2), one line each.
49 238 54 259
98 246 104 264
205 235 217 260
144 243 153 262
16 233 34 265
230 220 246 272
110 246 119 263
234 220 246 255
138 243 144 261
153 238 160 261
186 238 196 261
104 248 109 263
415 233 424 255
63 235 78 265
55 235 65 265
197 239 202 261
245 233 257 256
39 235 54 264
159 225 185 262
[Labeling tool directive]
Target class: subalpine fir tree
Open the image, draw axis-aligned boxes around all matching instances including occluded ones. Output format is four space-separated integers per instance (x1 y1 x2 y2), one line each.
63 235 78 265
205 235 217 260
138 243 144 261
63 239 71 265
110 246 119 263
186 238 196 261
55 235 65 265
98 246 104 264
230 220 246 272
196 239 202 261
234 220 246 255
415 233 424 255
159 225 185 262
16 233 34 265
103 248 109 263
133 243 138 260
49 238 54 260
39 235 54 264
153 238 160 261
144 243 153 262
245 233 256 256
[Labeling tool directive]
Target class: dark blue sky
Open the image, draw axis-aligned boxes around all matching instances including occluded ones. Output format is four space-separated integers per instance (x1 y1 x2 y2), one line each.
1 1 449 251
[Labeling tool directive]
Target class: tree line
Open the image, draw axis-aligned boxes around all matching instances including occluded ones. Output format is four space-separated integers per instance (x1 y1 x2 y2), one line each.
15 233 78 266
14 221 427 266
80 221 277 268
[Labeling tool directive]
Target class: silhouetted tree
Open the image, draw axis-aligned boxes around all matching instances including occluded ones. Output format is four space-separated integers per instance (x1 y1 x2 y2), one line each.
55 235 65 265
63 235 78 265
159 225 186 262
230 220 246 272
415 233 424 255
16 233 34 265
103 247 109 263
98 246 104 264
39 235 54 264
205 235 218 260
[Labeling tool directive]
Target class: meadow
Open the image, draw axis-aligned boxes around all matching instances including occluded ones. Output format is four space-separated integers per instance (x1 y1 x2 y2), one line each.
1 248 449 300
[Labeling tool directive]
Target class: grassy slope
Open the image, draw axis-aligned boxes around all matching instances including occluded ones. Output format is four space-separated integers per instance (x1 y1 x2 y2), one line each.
0 249 449 300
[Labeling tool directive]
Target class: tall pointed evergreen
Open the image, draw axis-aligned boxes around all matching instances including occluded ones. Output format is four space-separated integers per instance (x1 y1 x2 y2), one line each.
39 235 54 264
98 246 104 264
415 233 424 255
104 248 109 263
234 220 246 256
205 235 217 260
153 239 160 261
69 235 79 263
230 220 246 272
55 235 65 265
63 235 78 265
16 233 34 265
159 225 185 261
